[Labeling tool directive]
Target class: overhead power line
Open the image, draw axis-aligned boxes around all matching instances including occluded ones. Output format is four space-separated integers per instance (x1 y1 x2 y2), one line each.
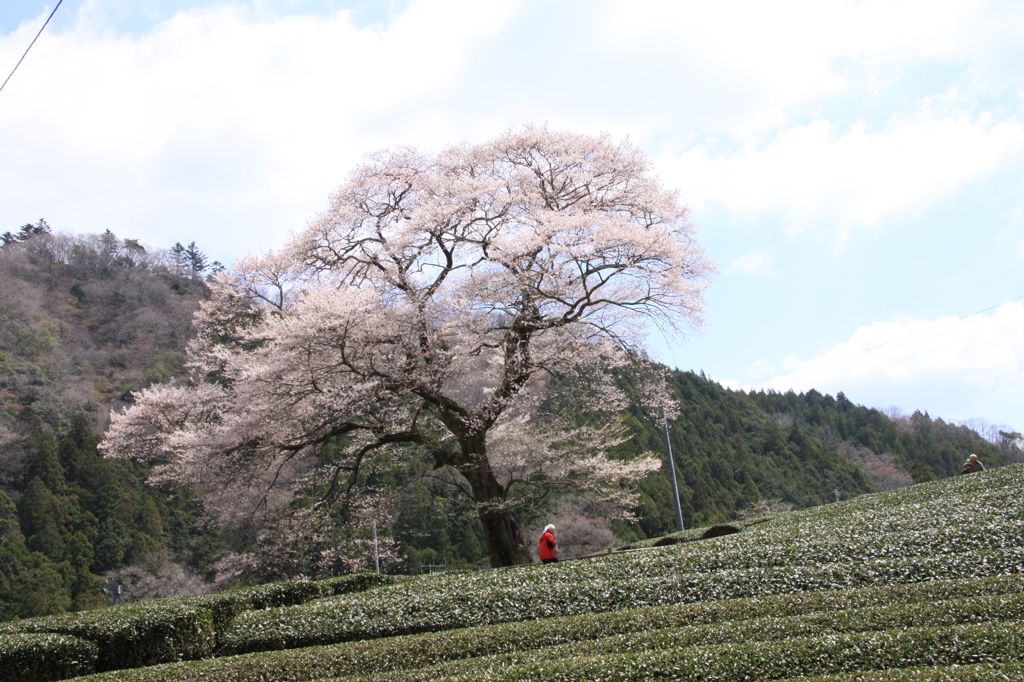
759 293 1024 391
0 0 64 95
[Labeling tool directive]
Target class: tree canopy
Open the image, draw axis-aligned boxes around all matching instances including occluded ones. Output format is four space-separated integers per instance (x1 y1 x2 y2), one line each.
103 127 715 566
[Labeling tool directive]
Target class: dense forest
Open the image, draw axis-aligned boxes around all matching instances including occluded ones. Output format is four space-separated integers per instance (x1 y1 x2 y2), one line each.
1 226 1019 621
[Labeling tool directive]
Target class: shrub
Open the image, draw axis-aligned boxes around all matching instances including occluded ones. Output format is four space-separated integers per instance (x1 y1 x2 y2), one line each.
229 580 331 610
651 535 682 547
214 466 1024 655
70 576 1024 682
341 620 1024 682
9 602 215 671
170 592 256 639
223 574 398 609
0 571 395 681
217 544 1024 656
318 573 397 597
702 524 740 539
207 572 395 612
781 661 1024 681
624 526 707 549
0 633 98 682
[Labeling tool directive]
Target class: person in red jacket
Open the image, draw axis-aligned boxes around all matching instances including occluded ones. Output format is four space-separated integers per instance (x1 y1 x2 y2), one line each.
539 524 558 563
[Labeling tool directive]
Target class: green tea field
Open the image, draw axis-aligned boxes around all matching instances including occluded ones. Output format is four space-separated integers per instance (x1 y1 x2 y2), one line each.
3 464 1022 681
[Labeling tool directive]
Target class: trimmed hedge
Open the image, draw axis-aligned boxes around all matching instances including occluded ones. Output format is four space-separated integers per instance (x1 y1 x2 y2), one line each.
4 573 396 678
171 573 397 636
68 577 1024 682
216 467 1024 655
340 621 1024 682
217 545 1024 655
0 633 99 682
624 526 708 549
779 662 1024 681
230 580 330 610
11 602 216 672
319 574 402 597
701 523 740 539
213 574 396 612
24 469 1024 681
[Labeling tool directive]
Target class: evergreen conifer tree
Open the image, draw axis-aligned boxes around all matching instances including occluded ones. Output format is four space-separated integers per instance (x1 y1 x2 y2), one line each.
20 407 66 495
185 241 207 279
19 477 69 562
170 242 187 275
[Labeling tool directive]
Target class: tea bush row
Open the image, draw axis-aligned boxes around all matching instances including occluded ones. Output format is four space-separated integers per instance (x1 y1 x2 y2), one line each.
10 602 216 672
340 620 1024 682
70 575 1024 682
173 573 399 632
0 573 394 681
18 468 1024 680
343 602 1024 682
781 662 1024 682
219 467 1024 654
0 633 98 682
668 472 1024 573
218 543 1024 655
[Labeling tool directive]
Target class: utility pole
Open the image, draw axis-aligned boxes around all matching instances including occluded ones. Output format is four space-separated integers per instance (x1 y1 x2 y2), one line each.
372 518 380 574
662 406 685 532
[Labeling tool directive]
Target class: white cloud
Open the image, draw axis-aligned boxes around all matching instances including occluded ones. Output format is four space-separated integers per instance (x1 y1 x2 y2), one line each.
1 0 1022 259
747 359 776 379
616 0 1024 232
725 251 773 274
711 375 751 393
657 102 1024 229
604 0 1024 131
0 0 521 258
758 302 1024 425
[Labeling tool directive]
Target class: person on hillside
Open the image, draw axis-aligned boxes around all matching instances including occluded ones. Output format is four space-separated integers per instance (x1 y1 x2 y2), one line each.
960 454 986 474
539 524 558 564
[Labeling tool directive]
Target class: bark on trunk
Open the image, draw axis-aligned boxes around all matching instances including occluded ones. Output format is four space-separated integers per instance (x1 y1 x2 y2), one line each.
458 451 533 567
478 505 532 567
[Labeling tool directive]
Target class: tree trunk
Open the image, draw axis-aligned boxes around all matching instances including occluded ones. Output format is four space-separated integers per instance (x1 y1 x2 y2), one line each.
458 451 533 567
477 504 532 568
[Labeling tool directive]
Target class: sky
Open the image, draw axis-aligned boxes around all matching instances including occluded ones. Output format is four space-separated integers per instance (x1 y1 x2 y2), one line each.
2 0 1024 432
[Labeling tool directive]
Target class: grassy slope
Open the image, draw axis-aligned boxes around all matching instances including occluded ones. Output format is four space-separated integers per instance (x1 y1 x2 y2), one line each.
62 464 1024 682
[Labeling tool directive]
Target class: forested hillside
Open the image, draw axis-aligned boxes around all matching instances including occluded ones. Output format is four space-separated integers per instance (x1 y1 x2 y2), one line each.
0 227 214 620
618 371 872 537
1 227 1018 621
748 389 1015 480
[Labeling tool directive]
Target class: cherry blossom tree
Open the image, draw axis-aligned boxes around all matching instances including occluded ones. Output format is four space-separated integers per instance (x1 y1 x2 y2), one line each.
102 127 714 567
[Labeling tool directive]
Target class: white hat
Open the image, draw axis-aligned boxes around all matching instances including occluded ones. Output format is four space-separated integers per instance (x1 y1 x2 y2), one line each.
544 524 556 532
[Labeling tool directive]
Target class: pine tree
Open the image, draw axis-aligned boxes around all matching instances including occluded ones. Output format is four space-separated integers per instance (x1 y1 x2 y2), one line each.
19 477 69 562
14 219 51 242
19 407 66 495
169 242 187 275
185 241 208 279
1 218 52 244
